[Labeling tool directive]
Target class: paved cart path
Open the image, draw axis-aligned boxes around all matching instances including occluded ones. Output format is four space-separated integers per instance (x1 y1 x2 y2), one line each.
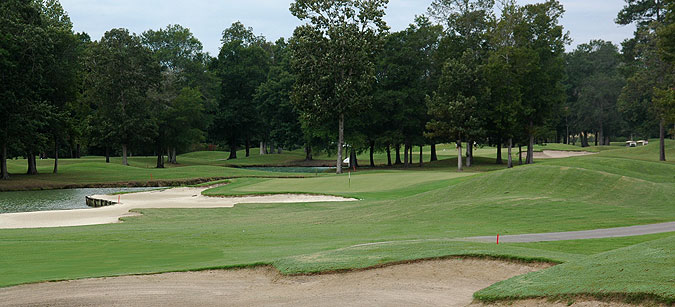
465 221 675 243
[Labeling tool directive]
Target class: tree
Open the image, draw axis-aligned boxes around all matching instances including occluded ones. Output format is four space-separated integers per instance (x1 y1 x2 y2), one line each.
211 22 269 160
427 0 493 168
85 28 160 166
484 0 524 167
142 24 213 167
289 0 389 174
375 16 443 168
515 1 568 164
427 56 483 171
254 39 304 155
39 0 82 174
0 0 81 177
566 40 624 147
617 0 673 161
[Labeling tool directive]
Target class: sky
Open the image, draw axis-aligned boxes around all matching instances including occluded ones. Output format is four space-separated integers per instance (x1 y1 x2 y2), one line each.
60 0 635 55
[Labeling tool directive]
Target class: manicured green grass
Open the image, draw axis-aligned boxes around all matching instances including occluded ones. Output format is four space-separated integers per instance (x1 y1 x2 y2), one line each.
476 235 675 304
0 139 673 303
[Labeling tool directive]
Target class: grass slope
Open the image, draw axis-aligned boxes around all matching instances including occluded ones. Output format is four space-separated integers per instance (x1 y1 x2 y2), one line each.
476 235 675 304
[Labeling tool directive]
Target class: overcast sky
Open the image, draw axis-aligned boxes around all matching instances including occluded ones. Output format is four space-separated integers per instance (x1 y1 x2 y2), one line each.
60 0 635 55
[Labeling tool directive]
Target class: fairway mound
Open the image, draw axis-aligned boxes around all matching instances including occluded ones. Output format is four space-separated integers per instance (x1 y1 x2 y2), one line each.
0 259 546 307
0 187 355 229
520 150 596 159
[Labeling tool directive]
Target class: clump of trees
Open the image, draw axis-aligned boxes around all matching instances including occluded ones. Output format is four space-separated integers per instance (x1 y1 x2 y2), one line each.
1 0 673 180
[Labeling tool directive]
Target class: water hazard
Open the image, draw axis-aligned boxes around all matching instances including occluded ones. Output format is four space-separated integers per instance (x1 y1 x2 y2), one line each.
0 187 155 213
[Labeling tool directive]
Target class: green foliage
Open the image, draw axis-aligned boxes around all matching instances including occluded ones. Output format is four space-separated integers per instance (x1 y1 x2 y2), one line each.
211 22 270 159
289 0 389 172
85 28 161 161
566 40 625 141
254 39 304 150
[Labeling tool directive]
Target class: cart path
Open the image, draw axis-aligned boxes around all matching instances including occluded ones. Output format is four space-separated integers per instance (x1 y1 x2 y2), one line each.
464 221 675 243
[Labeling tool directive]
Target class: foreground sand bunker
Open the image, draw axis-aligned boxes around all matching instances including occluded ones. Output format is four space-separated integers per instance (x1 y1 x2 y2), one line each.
0 187 355 229
0 259 548 307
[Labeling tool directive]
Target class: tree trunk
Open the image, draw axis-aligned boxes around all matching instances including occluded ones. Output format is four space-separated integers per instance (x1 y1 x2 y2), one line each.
1 141 8 179
277 144 282 154
430 143 437 162
518 145 523 165
403 143 409 168
660 119 666 161
394 144 402 165
594 131 598 146
598 126 604 146
496 140 503 164
409 145 413 165
369 141 375 167
245 137 250 157
419 145 423 167
53 142 59 174
156 150 164 168
337 113 344 174
457 141 463 172
466 141 472 167
526 121 534 164
228 144 237 160
76 143 81 158
260 141 265 155
27 152 38 175
507 138 513 168
122 144 129 166
105 146 110 163
605 136 610 146
171 147 177 164
353 148 359 168
386 145 392 166
305 143 312 161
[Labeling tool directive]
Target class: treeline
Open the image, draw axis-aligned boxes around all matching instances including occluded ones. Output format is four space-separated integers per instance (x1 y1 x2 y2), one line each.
1 0 673 179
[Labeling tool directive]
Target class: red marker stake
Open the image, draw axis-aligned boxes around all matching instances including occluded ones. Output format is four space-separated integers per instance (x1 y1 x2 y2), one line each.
118 195 121 204
497 234 500 244
150 173 153 180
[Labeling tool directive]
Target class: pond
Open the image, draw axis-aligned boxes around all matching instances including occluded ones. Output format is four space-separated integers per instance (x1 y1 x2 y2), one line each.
0 187 156 214
243 166 336 174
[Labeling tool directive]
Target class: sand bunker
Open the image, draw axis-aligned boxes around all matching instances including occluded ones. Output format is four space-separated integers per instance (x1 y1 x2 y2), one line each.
0 259 548 307
0 187 354 229
520 150 596 159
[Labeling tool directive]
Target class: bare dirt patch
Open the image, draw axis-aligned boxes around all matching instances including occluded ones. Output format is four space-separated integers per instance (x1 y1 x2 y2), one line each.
0 259 547 307
0 187 354 229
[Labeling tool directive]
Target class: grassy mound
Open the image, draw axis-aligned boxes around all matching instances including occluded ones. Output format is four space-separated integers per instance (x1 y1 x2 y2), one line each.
475 235 675 304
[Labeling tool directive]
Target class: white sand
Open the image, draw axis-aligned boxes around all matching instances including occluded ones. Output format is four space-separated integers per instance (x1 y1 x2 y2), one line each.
0 187 355 229
520 150 596 159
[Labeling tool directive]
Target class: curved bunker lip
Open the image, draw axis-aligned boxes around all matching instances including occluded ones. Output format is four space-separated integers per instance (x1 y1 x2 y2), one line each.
0 187 356 229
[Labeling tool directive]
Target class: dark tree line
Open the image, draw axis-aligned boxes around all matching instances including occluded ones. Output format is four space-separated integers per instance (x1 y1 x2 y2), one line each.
2 0 673 180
